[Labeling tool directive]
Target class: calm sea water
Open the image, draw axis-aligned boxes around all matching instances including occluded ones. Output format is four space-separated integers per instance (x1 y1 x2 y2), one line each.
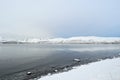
0 44 120 79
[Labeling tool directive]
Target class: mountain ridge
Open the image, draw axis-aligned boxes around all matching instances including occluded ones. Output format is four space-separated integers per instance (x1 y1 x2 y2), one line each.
0 36 120 44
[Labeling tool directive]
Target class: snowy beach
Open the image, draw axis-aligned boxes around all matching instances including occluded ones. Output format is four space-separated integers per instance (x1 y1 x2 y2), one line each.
39 58 120 80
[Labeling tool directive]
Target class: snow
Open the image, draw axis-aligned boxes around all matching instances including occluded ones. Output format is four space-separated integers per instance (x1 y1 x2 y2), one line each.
26 38 41 43
26 36 120 44
38 58 120 80
0 36 120 44
53 36 120 44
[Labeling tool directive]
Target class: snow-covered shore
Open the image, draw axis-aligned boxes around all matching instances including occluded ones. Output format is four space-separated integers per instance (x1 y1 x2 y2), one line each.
0 36 120 44
38 58 120 80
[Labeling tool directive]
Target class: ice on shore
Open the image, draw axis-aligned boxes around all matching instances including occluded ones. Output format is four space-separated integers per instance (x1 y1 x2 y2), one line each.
38 58 120 80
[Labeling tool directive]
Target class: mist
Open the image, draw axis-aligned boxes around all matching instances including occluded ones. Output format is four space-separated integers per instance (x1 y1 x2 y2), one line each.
0 0 120 40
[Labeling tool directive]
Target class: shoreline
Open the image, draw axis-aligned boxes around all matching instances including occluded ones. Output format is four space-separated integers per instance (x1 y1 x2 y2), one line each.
39 57 120 80
0 56 120 80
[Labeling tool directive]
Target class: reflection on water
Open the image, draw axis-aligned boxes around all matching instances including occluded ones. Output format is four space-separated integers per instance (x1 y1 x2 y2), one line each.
0 44 120 76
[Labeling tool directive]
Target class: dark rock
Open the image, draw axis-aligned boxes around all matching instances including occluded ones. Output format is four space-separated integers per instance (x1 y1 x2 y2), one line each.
73 58 80 62
27 72 32 75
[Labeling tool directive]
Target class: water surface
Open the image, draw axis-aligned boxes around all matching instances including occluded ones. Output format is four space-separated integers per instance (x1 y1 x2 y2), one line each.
0 44 120 79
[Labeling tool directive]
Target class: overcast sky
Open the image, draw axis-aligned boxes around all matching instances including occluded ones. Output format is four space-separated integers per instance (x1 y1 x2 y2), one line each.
0 0 120 40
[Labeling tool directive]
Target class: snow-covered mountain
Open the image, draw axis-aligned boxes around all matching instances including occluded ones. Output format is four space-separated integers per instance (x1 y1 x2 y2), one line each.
47 36 120 44
0 36 120 44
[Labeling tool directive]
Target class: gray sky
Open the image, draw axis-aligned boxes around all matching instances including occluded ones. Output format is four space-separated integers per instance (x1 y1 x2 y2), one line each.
0 0 120 40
